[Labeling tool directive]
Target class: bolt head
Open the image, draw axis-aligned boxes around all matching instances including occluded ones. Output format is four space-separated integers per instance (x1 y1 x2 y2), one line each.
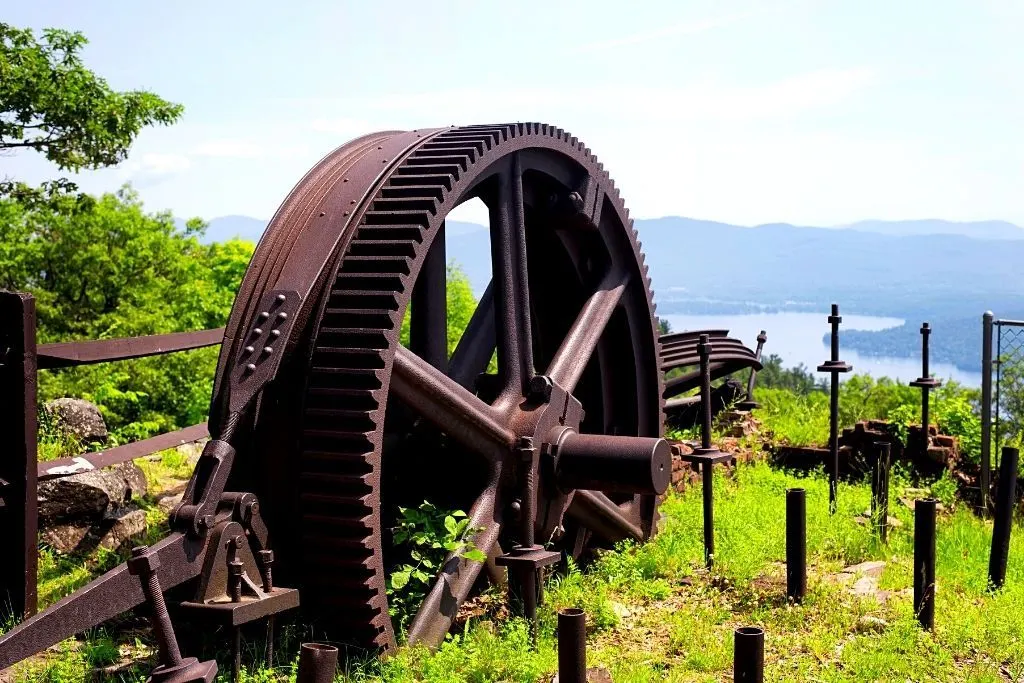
528 375 553 403
568 191 584 212
127 547 159 575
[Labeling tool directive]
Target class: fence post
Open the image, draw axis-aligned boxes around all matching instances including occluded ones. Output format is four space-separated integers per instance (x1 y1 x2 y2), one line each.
981 311 994 513
0 291 39 619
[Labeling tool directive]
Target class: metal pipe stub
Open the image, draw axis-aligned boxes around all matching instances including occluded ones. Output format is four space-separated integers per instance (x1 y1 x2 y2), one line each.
733 626 765 682
296 643 339 683
549 429 672 496
557 608 587 683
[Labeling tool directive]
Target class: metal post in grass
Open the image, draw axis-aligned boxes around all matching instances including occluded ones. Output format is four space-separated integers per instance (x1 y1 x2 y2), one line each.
679 335 732 570
817 304 852 515
910 323 942 448
988 446 1019 590
786 488 806 603
733 626 764 682
557 608 587 683
981 312 994 514
913 498 938 630
872 442 892 544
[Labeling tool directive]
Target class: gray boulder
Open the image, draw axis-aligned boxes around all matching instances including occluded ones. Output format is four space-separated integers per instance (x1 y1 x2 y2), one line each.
40 507 148 555
44 398 108 444
37 462 148 527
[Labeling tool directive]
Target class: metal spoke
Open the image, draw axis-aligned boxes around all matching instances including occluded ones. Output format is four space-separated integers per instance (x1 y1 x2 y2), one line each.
566 490 644 542
407 484 503 647
410 222 448 372
489 154 534 396
447 281 496 391
392 346 513 462
545 269 629 394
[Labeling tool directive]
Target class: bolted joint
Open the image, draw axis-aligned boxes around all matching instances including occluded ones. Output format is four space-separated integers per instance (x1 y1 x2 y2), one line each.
920 322 931 336
697 334 712 358
527 375 553 404
568 191 584 213
127 545 160 576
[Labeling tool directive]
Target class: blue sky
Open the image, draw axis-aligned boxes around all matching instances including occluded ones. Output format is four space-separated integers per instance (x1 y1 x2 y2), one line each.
5 0 1023 226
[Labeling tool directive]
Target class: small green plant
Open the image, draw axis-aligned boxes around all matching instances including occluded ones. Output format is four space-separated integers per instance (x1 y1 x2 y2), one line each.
387 501 487 634
885 403 918 447
928 470 958 509
934 394 982 463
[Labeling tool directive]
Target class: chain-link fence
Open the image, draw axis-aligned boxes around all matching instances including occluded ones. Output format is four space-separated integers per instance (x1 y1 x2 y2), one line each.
981 313 1024 509
994 321 1024 449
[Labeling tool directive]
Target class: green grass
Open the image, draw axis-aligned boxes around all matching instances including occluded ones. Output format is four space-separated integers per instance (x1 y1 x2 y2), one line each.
11 461 1022 681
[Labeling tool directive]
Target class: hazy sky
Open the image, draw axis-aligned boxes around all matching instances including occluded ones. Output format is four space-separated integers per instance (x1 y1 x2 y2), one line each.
5 0 1023 226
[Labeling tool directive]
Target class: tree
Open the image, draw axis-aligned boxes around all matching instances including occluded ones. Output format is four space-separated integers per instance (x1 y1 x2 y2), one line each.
0 186 254 441
1 23 183 201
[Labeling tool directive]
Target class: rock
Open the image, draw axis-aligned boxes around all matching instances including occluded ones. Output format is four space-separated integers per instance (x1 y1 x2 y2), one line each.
840 560 886 578
157 492 183 515
95 508 147 552
38 508 147 555
175 439 206 465
851 576 879 597
856 615 888 633
37 462 148 527
40 524 91 554
44 398 108 444
610 601 631 620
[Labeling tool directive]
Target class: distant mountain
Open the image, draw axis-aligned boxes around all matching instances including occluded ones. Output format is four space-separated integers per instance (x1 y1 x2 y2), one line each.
838 219 1024 240
183 212 1024 327
634 217 1024 320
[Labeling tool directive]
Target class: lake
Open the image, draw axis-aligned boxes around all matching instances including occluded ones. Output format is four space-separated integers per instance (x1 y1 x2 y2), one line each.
661 311 983 387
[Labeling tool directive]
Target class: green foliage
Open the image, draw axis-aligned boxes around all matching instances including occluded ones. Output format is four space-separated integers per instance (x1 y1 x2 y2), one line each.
753 353 825 395
1 22 182 202
0 187 253 439
885 403 917 447
755 387 831 446
387 501 486 634
756 372 984 463
399 262 480 355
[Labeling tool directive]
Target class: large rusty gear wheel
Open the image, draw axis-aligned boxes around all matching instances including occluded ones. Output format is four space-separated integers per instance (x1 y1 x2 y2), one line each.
208 124 666 651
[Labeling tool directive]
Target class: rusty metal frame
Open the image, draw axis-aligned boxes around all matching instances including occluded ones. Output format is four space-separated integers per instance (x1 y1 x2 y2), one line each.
0 292 39 618
0 290 223 622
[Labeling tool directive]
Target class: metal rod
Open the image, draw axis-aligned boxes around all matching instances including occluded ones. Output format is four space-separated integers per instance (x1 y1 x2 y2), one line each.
921 323 931 431
913 498 937 630
786 488 806 603
558 608 587 683
733 626 764 682
129 546 184 667
981 311 994 514
698 334 713 450
703 461 715 569
0 292 38 619
296 643 339 683
989 446 1019 589
743 330 767 405
828 373 839 515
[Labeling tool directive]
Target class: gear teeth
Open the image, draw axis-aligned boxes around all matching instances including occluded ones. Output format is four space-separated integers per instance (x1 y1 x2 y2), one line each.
286 121 665 652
